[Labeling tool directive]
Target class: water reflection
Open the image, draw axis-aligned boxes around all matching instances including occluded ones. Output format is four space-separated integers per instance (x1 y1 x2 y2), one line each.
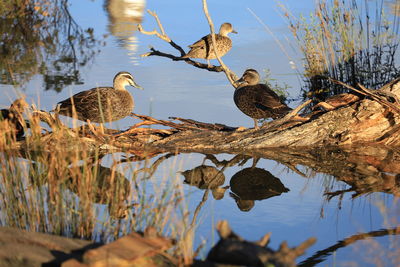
104 0 145 64
250 146 400 200
299 227 400 266
0 0 102 91
1 142 399 264
179 155 290 210
66 163 132 219
181 165 228 200
229 167 289 212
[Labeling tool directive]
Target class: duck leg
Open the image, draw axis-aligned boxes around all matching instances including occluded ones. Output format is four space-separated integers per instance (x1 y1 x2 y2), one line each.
253 118 259 129
87 120 107 139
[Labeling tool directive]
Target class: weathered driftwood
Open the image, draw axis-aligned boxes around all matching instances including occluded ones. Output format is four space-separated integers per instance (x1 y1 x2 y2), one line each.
14 77 400 157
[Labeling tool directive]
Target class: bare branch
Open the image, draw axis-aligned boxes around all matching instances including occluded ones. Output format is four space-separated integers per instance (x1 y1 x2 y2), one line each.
137 8 239 79
137 10 171 42
137 24 170 42
261 99 312 131
141 47 225 72
148 10 167 37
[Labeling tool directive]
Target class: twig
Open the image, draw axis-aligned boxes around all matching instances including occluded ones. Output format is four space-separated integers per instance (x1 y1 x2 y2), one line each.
138 10 171 42
285 99 312 118
328 77 400 114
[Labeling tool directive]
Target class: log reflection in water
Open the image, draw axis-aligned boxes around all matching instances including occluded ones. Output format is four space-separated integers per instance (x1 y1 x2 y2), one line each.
229 167 289 212
251 146 400 199
299 227 400 267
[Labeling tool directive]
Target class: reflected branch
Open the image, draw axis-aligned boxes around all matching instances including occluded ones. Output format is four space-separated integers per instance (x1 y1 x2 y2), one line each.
0 0 103 91
299 227 400 266
250 146 400 199
203 154 252 168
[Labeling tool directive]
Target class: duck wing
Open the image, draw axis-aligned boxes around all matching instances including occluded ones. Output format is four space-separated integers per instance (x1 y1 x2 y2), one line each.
188 35 209 49
253 88 292 118
58 87 113 116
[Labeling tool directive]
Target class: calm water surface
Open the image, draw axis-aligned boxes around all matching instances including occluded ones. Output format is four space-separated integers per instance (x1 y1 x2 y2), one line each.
1 0 399 266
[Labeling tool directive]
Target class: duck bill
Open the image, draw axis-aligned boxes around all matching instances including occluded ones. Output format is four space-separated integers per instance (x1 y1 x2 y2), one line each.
236 77 245 83
131 81 143 90
232 29 238 34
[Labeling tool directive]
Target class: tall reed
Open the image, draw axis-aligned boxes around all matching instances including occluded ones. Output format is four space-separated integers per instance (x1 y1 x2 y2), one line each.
283 0 400 101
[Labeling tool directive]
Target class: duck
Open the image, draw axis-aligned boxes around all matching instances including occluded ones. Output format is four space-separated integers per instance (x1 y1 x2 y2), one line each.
0 98 29 139
181 22 237 64
57 71 143 123
234 69 292 129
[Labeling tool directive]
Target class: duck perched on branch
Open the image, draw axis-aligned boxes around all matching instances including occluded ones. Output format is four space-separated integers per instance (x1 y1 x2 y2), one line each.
182 22 237 64
234 69 292 129
57 72 143 123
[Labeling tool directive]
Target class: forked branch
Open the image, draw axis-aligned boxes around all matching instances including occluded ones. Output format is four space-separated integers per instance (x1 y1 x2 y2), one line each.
138 6 239 87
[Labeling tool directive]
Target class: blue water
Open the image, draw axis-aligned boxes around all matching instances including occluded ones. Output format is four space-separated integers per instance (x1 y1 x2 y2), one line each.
1 0 399 266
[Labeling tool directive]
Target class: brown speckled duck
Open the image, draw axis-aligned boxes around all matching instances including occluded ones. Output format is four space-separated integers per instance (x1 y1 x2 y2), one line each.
234 69 292 129
57 71 142 123
182 23 237 63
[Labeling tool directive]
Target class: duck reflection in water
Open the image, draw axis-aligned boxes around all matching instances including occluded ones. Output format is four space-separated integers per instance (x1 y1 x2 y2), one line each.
105 0 145 64
230 167 289 212
67 163 132 219
0 98 29 140
180 165 229 200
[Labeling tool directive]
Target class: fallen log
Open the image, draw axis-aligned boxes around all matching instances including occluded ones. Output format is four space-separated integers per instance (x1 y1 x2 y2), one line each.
8 76 400 156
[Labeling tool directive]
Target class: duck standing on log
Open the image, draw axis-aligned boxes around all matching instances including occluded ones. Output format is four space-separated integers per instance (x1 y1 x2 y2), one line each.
57 71 143 123
234 69 292 129
182 22 237 66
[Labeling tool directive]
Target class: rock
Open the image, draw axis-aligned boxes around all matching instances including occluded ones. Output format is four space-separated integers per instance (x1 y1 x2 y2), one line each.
78 227 175 267
0 226 94 267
